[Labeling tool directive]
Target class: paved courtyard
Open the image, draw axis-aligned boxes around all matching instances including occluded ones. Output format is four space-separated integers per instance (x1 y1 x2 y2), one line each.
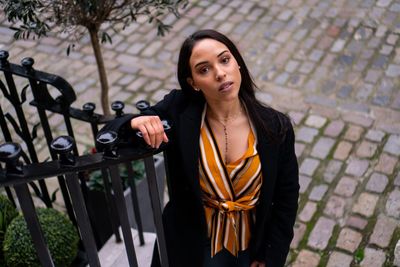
1 0 400 266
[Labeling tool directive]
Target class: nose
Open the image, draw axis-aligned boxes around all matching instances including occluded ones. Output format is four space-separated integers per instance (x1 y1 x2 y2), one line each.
215 66 226 81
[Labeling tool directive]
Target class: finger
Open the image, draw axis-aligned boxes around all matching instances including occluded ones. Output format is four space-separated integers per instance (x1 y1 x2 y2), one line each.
150 119 164 148
144 123 157 148
137 125 151 146
154 118 167 147
131 116 153 130
163 132 169 143
131 117 140 130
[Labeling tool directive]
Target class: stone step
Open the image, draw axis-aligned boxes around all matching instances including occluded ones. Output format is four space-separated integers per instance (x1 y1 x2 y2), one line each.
97 228 156 267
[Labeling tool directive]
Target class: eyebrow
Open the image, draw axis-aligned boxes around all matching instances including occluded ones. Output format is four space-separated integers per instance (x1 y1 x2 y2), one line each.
194 50 229 68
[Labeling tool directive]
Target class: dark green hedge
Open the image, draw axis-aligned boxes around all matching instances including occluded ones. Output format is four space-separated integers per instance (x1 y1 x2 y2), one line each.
3 208 79 267
0 195 18 266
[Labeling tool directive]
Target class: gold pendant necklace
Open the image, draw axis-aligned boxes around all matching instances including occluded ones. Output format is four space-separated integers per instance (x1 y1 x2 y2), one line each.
209 106 243 164
221 123 228 164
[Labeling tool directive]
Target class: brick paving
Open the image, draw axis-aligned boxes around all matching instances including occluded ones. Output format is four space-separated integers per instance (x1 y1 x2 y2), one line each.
1 0 400 266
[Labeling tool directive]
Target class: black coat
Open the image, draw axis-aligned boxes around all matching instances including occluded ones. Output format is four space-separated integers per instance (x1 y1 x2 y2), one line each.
144 89 299 267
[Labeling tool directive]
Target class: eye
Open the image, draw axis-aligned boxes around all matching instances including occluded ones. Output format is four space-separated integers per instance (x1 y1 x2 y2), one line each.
221 56 230 64
199 66 209 74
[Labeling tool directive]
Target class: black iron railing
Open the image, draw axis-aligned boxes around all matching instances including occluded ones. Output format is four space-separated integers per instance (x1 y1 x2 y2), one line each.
0 50 170 266
0 134 169 267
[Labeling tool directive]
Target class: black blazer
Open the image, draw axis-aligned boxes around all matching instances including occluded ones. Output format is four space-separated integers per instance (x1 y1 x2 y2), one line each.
145 89 299 267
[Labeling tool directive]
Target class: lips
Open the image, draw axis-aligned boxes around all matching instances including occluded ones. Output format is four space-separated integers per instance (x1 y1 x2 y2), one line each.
219 81 233 91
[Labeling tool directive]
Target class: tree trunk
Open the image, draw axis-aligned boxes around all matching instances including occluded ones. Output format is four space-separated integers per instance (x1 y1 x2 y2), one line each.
88 27 110 115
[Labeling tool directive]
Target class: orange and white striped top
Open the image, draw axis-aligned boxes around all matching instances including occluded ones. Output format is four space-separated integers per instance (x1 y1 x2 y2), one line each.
199 108 262 257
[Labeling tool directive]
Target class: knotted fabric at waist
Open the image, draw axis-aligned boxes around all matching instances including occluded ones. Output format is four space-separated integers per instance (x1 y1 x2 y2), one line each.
204 197 254 213
202 195 258 256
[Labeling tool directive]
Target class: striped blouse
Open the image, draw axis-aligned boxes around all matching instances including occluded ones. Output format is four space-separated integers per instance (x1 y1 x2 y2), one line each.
199 107 263 257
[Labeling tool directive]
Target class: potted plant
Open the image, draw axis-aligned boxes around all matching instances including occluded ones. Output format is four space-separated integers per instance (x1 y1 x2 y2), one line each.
85 154 166 249
87 159 145 192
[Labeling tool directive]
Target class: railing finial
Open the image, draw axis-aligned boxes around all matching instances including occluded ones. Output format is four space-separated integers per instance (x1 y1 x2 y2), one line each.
0 50 9 67
0 142 23 174
96 131 118 159
135 100 150 113
83 102 96 116
50 136 75 166
21 57 35 72
111 101 124 118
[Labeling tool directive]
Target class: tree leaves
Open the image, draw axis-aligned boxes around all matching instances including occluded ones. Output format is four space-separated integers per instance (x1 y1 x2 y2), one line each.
1 0 50 40
2 0 188 48
66 43 75 56
100 31 112 44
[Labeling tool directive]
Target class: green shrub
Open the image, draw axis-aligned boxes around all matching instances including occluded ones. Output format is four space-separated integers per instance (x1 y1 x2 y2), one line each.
3 208 79 267
0 194 18 265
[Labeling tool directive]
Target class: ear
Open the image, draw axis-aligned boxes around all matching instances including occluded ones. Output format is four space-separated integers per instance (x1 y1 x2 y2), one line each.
186 77 195 88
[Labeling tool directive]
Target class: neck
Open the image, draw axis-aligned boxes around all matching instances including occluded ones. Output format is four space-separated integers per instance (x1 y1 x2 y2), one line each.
206 98 242 122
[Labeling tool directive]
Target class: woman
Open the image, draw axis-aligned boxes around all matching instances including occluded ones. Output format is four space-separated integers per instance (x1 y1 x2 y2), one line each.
130 29 299 267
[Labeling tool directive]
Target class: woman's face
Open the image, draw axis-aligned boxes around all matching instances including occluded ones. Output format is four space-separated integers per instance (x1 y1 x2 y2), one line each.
187 38 242 103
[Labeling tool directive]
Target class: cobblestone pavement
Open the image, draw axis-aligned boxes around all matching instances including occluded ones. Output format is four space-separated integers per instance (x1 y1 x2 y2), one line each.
1 0 400 266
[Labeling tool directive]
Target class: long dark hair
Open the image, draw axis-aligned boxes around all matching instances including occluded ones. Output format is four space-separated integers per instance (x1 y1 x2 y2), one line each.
177 29 289 143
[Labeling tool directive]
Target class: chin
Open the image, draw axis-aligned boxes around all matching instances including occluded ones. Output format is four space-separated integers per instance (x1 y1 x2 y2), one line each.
221 90 240 101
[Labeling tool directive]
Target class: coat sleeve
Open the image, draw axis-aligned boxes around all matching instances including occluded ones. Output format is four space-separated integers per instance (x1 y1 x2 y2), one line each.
140 89 179 118
264 124 299 267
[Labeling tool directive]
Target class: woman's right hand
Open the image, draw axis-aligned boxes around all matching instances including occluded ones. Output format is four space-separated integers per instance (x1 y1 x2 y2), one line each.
130 116 169 148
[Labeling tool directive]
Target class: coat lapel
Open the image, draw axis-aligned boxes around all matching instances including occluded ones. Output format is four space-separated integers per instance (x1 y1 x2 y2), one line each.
256 131 278 219
178 100 204 200
249 130 279 252
254 111 280 207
